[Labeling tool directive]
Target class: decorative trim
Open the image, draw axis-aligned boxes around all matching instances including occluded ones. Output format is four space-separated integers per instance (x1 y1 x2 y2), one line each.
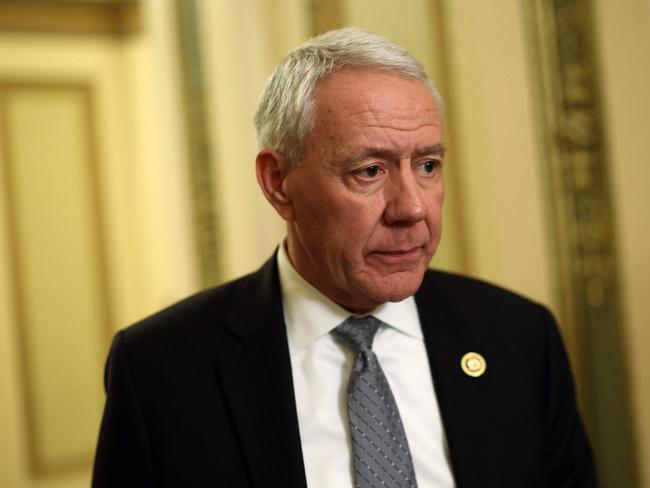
523 1 638 484
0 0 140 35
0 81 113 476
174 0 221 287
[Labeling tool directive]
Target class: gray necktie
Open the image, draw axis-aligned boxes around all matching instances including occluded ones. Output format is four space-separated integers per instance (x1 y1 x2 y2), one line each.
332 316 418 488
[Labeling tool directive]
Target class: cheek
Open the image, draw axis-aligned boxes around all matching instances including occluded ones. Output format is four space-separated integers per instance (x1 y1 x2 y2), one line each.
437 180 445 206
422 189 444 236
428 185 445 216
295 191 357 243
294 180 387 248
325 201 386 260
345 200 385 231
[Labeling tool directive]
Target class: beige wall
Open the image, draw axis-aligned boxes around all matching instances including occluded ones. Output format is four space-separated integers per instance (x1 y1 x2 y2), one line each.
0 0 647 486
0 36 134 488
198 0 308 281
440 0 554 303
0 1 199 486
595 0 650 482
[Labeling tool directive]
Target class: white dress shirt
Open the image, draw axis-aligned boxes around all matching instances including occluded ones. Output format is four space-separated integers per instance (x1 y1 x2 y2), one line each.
277 245 455 488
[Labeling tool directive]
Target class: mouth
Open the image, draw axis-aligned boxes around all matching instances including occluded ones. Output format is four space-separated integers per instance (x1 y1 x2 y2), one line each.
375 246 421 256
369 245 424 264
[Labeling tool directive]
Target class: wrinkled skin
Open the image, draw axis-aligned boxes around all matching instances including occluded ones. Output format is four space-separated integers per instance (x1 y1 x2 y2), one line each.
261 68 445 313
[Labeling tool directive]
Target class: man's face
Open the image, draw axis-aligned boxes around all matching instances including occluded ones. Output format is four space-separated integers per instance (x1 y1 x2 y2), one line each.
284 68 445 312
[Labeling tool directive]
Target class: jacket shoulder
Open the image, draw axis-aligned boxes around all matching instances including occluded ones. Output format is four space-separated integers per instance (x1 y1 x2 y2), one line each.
422 268 547 315
123 281 234 345
418 268 557 347
117 259 276 360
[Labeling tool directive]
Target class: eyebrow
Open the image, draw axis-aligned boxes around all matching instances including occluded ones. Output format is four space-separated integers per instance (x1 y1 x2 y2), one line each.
343 143 446 164
414 144 446 158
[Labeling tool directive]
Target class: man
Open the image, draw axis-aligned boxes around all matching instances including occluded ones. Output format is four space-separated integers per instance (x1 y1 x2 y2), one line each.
93 28 596 487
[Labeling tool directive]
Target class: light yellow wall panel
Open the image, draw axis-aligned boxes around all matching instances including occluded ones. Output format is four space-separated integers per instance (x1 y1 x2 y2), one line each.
126 0 200 311
0 32 130 488
594 0 650 483
343 0 441 76
0 140 23 488
0 30 200 326
268 0 311 57
2 86 107 474
199 0 305 281
0 4 206 486
443 0 553 306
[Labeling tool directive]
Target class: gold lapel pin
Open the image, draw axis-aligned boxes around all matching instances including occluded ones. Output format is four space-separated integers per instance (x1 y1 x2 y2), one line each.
461 352 486 378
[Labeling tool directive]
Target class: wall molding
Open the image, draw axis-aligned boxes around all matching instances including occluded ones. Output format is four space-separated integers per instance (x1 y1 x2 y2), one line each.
174 0 221 287
0 0 140 36
524 1 638 485
0 81 112 476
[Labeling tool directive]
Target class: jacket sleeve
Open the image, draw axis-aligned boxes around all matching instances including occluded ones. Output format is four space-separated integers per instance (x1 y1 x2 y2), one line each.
541 307 597 487
92 331 155 487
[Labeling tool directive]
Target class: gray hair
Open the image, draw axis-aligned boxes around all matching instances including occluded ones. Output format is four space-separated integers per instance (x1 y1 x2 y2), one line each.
254 27 443 165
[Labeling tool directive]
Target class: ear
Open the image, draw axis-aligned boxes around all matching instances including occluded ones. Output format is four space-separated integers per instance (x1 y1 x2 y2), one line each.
256 148 295 221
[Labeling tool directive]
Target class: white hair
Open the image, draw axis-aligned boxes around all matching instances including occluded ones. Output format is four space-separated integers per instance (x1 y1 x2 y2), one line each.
254 27 444 165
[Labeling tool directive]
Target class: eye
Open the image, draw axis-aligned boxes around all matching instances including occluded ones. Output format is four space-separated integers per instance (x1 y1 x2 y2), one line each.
421 159 442 174
358 164 384 179
364 165 380 177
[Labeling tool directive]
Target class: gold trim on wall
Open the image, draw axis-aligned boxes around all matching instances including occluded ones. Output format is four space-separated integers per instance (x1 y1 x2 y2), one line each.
523 1 638 485
174 0 221 287
0 81 113 476
0 0 140 35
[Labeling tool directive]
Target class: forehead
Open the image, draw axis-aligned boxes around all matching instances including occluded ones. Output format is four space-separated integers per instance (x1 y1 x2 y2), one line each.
314 68 437 117
306 69 441 156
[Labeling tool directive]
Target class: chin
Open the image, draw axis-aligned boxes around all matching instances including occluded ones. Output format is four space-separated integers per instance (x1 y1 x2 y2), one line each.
368 272 425 304
383 286 420 303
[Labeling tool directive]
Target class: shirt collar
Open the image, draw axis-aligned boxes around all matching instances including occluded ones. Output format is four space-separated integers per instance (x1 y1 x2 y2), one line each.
277 243 423 354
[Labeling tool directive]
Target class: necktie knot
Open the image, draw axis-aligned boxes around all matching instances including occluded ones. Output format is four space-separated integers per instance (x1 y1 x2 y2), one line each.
331 315 381 353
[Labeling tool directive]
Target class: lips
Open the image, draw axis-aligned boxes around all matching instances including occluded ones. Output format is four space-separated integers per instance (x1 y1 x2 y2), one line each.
367 246 425 266
373 245 423 255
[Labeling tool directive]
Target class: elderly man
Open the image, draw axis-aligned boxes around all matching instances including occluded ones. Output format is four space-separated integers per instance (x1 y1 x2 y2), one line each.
93 28 595 487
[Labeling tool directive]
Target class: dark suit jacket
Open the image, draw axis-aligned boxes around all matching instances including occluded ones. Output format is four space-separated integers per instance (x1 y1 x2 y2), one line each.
93 255 596 487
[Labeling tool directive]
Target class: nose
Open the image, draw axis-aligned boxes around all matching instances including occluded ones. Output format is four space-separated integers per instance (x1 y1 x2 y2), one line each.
383 168 427 225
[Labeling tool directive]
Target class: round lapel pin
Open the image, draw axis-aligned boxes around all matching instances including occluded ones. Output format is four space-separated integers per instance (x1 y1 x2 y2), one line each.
461 352 486 378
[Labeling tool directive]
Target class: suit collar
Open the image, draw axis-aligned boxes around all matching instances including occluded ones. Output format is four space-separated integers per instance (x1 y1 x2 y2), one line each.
214 255 308 488
416 271 500 488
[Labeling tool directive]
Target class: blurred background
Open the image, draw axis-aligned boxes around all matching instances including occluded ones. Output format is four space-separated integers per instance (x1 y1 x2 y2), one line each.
0 0 647 486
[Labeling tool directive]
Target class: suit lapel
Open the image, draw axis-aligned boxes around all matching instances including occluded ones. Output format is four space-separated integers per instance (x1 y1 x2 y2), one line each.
416 273 500 488
214 257 307 488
